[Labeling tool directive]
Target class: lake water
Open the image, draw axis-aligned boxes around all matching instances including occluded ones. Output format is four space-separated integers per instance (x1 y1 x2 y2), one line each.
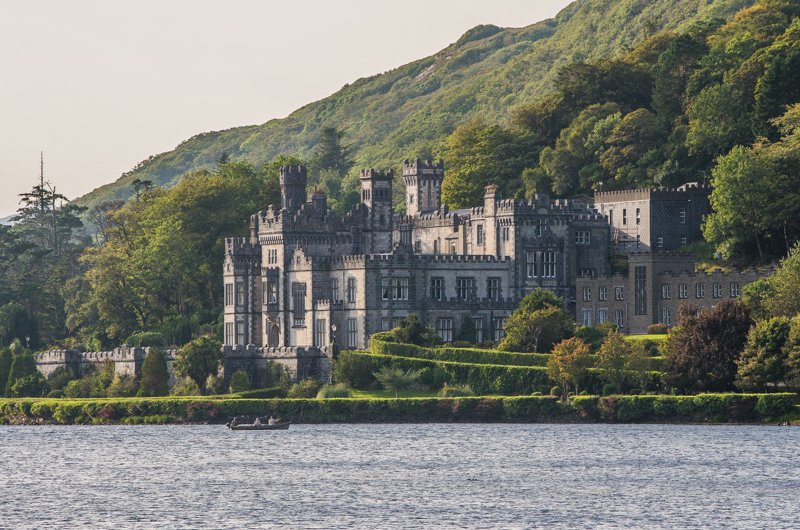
1 424 798 529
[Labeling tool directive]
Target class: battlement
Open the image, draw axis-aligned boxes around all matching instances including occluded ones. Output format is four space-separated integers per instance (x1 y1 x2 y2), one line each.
595 182 712 202
225 237 260 254
402 158 444 176
360 168 394 180
279 165 307 181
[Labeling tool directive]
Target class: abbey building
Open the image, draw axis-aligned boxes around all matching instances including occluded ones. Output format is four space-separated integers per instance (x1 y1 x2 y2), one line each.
223 159 764 354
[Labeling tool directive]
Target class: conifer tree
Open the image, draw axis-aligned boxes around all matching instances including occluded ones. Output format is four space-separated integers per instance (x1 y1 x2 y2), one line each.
137 347 170 397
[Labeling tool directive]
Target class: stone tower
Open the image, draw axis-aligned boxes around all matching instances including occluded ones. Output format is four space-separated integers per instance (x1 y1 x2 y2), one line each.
402 159 444 217
361 168 394 253
280 165 307 213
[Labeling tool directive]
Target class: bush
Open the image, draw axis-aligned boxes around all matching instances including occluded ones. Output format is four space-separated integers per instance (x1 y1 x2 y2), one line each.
317 384 353 399
550 386 563 397
234 387 287 399
47 367 77 392
228 369 252 394
138 348 170 397
106 374 138 397
287 378 322 398
647 324 669 334
333 351 375 388
602 383 616 396
0 348 11 397
439 385 474 397
124 332 166 348
47 389 65 398
9 373 48 397
171 377 201 396
5 353 39 396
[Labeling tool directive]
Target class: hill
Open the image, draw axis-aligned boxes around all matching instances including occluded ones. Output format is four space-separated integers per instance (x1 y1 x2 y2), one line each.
75 0 754 210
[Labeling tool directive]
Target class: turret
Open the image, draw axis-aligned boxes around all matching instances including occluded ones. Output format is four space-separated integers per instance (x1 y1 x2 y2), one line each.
360 168 394 215
484 184 501 217
280 165 307 213
402 159 444 217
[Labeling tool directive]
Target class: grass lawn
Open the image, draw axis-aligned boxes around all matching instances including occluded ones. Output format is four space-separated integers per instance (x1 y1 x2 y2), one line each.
625 334 668 342
350 388 441 399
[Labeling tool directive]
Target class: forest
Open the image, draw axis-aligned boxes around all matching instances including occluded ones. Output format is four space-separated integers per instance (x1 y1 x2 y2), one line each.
1 0 799 354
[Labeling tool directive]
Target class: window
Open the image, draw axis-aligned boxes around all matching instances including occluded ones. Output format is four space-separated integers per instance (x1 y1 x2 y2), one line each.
614 309 625 329
696 283 705 298
543 251 557 278
657 237 664 249
713 283 722 298
430 277 444 301
730 283 740 298
636 208 641 225
315 319 327 347
265 280 278 305
236 282 246 306
661 284 671 300
450 243 456 255
331 279 340 302
456 277 476 301
474 317 485 343
575 231 591 245
346 318 357 349
436 318 453 343
415 240 421 253
582 287 592 302
502 227 510 241
679 208 686 224
476 225 484 245
225 284 234 306
267 249 278 265
347 277 356 304
615 286 624 301
622 209 627 225
526 251 538 278
236 320 246 346
661 308 671 326
681 236 687 246
291 283 306 326
635 266 647 315
492 318 506 341
433 240 439 254
679 284 688 299
225 322 234 346
597 308 608 324
382 277 409 301
487 278 502 301
599 286 608 301
582 308 592 327
609 210 614 225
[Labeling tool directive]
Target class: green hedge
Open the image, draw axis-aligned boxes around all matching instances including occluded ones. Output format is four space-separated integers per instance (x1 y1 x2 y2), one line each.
233 387 287 399
353 350 661 395
1 393 795 425
369 337 664 371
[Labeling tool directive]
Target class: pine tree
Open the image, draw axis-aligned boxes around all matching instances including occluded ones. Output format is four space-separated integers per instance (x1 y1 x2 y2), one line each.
5 352 39 396
137 348 170 397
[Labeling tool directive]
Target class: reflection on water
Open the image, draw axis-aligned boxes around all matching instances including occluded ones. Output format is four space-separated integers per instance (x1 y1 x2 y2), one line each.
1 424 798 529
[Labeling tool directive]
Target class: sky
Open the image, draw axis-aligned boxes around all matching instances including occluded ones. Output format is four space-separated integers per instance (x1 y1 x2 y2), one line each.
0 0 573 217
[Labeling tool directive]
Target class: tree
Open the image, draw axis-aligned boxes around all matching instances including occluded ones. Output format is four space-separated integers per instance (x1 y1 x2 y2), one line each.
137 347 170 397
457 317 477 343
5 352 40 396
498 290 574 353
596 331 629 393
309 127 353 178
764 243 800 317
8 373 48 397
373 366 424 398
547 338 592 396
333 351 375 389
384 314 440 347
736 316 792 390
625 341 652 393
172 336 223 395
598 108 667 189
228 369 252 394
0 348 11 397
0 302 39 349
663 301 752 393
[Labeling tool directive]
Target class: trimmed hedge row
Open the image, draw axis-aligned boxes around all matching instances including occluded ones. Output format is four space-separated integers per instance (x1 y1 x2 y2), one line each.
355 350 662 395
1 393 795 425
370 337 664 371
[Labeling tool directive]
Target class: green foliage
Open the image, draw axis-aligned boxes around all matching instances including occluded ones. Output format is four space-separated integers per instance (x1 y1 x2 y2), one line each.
381 314 441 347
228 369 252 394
172 336 223 395
547 338 593 396
138 348 170 397
0 348 11 397
647 324 669 335
438 385 474 398
234 387 287 399
373 366 425 398
125 331 166 348
763 243 800 317
664 300 753 392
0 302 40 349
106 374 138 397
287 379 322 399
316 384 353 399
170 377 201 396
46 367 76 392
333 351 375 388
499 291 574 353
5 352 39 396
736 316 792 390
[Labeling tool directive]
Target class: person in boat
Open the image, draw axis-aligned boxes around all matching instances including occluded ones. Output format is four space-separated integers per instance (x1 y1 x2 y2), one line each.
253 416 262 426
230 417 239 427
268 415 277 425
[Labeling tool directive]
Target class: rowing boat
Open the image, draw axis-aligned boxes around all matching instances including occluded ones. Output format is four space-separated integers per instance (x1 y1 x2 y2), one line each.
227 422 290 431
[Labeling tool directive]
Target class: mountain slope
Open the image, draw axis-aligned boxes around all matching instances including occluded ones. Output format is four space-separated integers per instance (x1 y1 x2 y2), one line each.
77 0 754 210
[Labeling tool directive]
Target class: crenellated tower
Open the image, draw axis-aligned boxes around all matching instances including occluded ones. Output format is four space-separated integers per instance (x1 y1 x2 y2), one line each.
360 168 394 253
402 159 444 217
280 165 307 213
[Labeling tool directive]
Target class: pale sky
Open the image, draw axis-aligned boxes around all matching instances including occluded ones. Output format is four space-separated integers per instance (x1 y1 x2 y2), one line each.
0 0 573 216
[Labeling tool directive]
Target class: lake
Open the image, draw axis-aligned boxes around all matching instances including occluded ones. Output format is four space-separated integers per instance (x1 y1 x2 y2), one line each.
1 424 798 529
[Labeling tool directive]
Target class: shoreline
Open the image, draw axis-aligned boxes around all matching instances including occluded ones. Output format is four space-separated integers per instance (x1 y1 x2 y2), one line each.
1 393 797 426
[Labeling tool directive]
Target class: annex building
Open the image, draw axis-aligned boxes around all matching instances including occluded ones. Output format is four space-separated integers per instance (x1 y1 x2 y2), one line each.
223 160 764 356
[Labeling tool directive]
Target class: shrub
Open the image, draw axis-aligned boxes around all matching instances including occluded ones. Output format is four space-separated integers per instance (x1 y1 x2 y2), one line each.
138 348 170 397
439 385 474 397
228 369 252 394
106 374 138 397
333 351 375 388
5 353 39 396
171 377 201 396
547 338 592 396
235 387 287 399
287 378 322 398
124 331 166 348
0 348 11 397
602 383 616 396
380 314 440 346
755 393 797 419
317 384 353 399
172 336 223 395
9 373 48 397
63 362 115 398
373 366 424 397
550 386 563 397
647 323 669 334
47 367 77 392
47 389 64 398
